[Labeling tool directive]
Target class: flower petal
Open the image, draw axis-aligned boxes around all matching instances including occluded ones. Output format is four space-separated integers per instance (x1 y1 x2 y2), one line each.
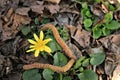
43 38 52 44
44 46 52 54
34 50 40 57
33 33 39 41
40 31 44 40
26 48 35 52
28 39 36 44
29 45 35 48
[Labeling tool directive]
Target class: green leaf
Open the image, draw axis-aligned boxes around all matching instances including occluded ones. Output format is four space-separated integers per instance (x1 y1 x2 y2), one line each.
79 67 84 72
86 10 92 17
102 27 111 36
34 18 39 25
53 52 68 66
92 25 102 39
105 20 120 30
63 76 72 80
74 56 86 69
45 35 62 52
41 18 50 24
90 52 105 65
82 58 90 67
21 26 31 35
104 12 113 23
43 69 54 80
84 19 92 28
82 2 88 9
22 69 41 80
78 69 98 80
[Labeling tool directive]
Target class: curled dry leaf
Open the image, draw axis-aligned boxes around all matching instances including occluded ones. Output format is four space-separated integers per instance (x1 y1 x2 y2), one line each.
105 54 116 76
101 3 108 13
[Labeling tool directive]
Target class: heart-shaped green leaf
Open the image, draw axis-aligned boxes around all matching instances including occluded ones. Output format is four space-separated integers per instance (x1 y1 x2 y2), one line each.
74 56 86 69
84 19 92 28
92 25 102 39
53 52 68 66
78 69 98 80
90 52 105 65
105 20 120 30
22 69 41 80
104 12 113 23
43 69 54 80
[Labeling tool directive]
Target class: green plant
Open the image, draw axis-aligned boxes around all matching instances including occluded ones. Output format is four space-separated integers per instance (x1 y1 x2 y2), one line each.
78 1 119 39
22 69 41 80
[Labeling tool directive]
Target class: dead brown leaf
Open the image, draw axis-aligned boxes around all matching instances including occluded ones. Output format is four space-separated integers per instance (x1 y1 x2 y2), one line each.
111 34 120 46
46 0 61 4
67 41 82 59
15 7 30 16
30 1 44 14
114 11 120 21
112 64 120 80
1 13 31 41
8 72 21 80
45 4 60 14
101 3 108 13
73 27 91 48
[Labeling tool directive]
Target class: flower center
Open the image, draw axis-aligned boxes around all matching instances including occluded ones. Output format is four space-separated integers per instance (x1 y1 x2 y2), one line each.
35 40 45 49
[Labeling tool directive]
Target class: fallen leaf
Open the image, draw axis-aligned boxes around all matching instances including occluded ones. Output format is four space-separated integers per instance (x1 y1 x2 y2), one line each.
15 7 30 16
2 7 14 22
45 4 60 14
1 13 31 41
64 25 77 36
99 34 120 55
108 0 118 4
105 53 116 76
8 72 21 80
112 64 120 80
90 4 104 18
114 11 120 21
67 42 82 59
101 3 108 13
73 28 91 48
30 1 44 14
111 34 120 46
46 0 61 4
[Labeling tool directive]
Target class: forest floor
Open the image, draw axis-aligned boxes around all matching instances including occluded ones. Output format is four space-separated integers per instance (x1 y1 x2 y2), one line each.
0 0 120 80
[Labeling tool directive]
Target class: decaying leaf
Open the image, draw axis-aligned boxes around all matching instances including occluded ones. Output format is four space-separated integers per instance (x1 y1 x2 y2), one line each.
112 64 120 80
45 4 60 14
99 34 120 55
8 72 21 80
46 0 61 4
30 1 44 14
15 7 30 16
1 11 31 41
105 54 116 76
73 27 91 48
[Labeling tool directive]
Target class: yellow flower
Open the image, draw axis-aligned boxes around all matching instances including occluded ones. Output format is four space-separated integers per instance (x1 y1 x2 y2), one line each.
26 31 52 57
